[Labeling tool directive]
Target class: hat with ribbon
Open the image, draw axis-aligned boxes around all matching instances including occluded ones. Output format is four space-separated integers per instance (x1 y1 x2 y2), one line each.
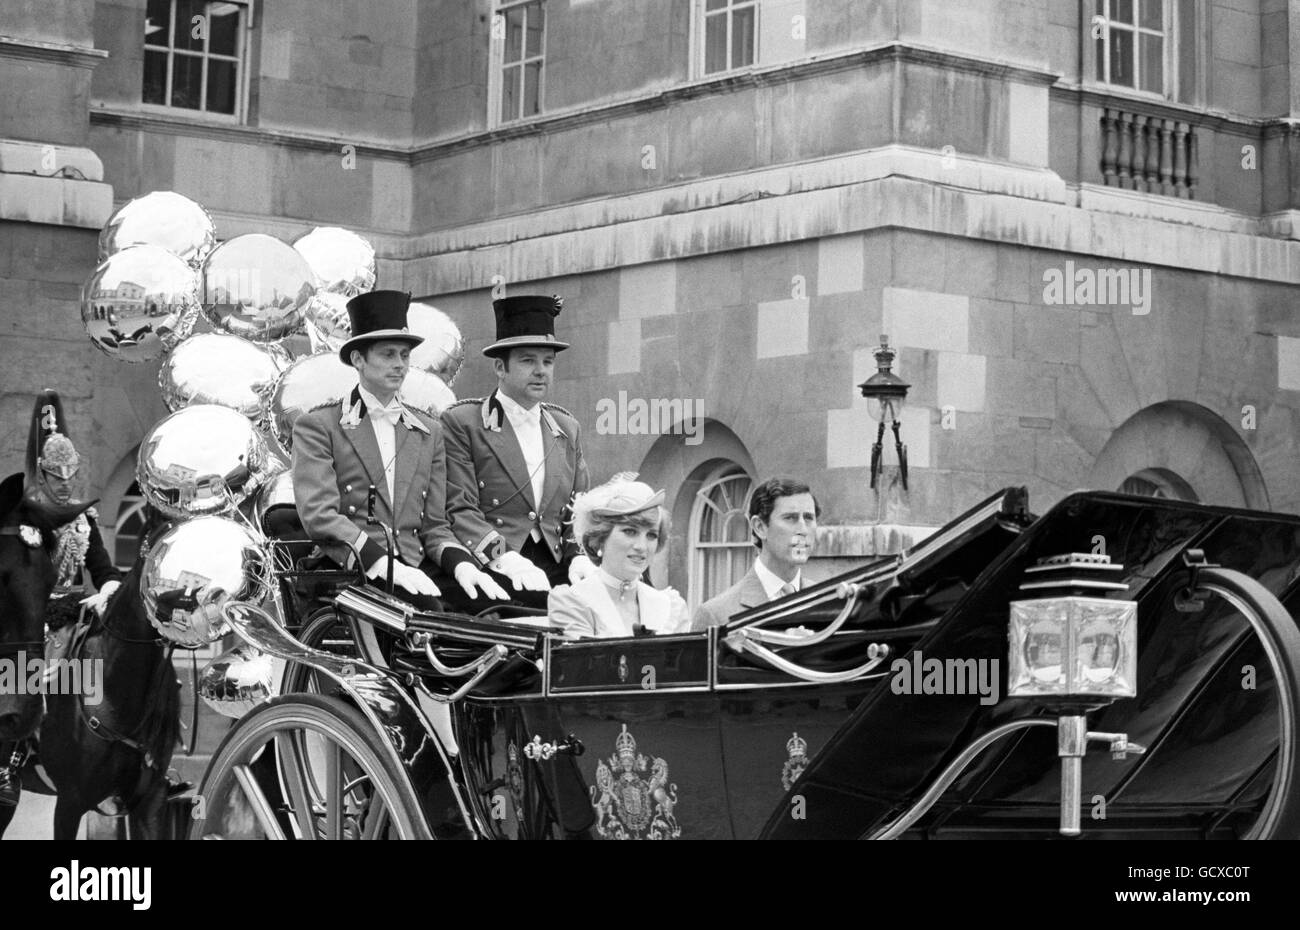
26 389 80 481
482 294 570 357
571 472 665 545
338 290 425 365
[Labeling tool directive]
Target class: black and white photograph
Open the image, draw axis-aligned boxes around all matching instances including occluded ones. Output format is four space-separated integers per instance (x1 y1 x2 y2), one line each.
0 0 1294 892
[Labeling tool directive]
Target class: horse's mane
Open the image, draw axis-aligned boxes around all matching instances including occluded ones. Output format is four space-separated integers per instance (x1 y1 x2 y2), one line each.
118 567 183 769
98 510 181 773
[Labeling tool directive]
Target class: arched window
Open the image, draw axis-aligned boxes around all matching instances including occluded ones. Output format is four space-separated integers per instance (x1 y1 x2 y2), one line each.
688 464 753 611
114 481 148 569
1118 468 1198 502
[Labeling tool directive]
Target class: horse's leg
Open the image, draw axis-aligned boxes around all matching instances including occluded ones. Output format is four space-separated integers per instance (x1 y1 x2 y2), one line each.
127 778 167 841
52 794 84 841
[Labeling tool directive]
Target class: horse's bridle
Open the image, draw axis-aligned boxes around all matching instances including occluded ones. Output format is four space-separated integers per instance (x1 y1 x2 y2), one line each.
0 524 51 657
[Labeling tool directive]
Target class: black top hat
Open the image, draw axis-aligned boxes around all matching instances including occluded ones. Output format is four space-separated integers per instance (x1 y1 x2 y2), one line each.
482 295 571 357
338 290 424 364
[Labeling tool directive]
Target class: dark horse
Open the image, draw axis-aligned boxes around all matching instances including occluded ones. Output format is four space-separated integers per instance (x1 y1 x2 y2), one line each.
0 473 180 839
40 506 180 840
0 473 93 839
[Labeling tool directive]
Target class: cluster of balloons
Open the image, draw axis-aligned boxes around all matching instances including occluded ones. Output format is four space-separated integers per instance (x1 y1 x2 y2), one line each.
82 190 467 717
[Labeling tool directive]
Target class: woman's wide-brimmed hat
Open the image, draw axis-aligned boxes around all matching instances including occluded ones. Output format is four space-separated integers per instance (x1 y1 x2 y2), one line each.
571 473 665 545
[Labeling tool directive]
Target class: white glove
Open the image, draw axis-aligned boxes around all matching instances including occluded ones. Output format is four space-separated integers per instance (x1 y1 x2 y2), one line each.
490 550 551 592
367 557 440 598
454 563 510 601
80 579 121 618
568 554 596 584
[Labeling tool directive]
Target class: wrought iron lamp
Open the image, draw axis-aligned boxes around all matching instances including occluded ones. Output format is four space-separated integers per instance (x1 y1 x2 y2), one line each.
857 336 910 490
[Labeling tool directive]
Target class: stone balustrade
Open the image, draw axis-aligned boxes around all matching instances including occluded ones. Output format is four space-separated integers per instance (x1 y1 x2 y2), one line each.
1100 106 1198 199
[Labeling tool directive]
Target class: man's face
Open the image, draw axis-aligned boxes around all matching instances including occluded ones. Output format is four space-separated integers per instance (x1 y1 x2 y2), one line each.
754 492 818 572
40 471 75 505
495 347 556 407
352 340 411 399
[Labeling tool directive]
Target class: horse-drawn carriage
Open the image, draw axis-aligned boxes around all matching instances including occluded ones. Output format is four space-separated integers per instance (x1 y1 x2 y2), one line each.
186 486 1300 840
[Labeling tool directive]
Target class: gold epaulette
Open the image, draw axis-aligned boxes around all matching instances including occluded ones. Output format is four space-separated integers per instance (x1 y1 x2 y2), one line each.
447 397 482 409
542 402 575 419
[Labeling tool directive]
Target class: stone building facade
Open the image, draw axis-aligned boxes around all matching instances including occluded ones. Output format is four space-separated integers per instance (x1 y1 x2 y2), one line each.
3 0 1300 606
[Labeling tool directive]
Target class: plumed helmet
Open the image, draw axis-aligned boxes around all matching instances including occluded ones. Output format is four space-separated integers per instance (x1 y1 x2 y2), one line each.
26 389 80 481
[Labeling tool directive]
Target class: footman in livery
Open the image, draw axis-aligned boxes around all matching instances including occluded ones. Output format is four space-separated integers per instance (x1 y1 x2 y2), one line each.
291 290 506 611
440 295 593 611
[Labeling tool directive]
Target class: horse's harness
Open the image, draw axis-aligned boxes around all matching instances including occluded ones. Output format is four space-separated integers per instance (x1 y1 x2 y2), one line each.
70 602 174 772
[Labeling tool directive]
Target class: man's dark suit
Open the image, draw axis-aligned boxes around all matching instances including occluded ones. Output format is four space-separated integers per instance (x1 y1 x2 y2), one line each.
690 565 769 631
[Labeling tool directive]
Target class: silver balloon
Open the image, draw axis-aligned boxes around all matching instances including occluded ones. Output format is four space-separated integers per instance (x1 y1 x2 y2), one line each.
98 191 217 268
292 227 376 297
267 353 359 454
409 302 465 386
201 234 317 342
137 404 279 519
401 368 457 418
198 644 275 719
81 245 201 363
158 333 285 422
142 516 271 648
304 291 351 352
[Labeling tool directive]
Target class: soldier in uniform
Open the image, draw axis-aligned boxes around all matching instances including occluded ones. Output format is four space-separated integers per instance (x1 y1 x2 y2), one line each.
440 295 595 611
0 391 122 807
292 290 507 611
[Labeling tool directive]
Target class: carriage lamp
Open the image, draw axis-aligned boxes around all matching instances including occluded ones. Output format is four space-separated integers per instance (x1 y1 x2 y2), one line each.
858 336 910 491
1008 552 1143 836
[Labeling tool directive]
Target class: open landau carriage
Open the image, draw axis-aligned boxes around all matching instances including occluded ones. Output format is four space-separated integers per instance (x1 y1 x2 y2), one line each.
191 487 1300 840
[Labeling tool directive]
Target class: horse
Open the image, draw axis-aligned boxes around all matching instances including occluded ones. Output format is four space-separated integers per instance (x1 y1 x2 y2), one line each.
39 507 181 840
0 472 94 839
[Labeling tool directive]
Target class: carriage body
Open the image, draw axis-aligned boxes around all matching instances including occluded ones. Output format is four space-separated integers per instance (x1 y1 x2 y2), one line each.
196 487 1300 840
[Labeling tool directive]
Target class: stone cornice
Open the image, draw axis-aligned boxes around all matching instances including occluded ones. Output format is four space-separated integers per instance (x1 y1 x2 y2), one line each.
410 43 1060 165
0 35 107 70
88 107 410 162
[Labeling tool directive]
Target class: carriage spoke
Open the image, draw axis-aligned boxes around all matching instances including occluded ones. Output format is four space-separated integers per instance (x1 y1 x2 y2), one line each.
275 731 318 840
325 739 344 841
232 764 287 841
361 801 390 840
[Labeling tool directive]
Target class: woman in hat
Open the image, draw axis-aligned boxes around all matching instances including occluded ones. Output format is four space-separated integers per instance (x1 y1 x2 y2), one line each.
547 475 689 639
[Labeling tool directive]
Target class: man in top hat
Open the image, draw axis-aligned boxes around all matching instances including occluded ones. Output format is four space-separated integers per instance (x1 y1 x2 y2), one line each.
440 295 594 611
292 290 508 611
691 477 821 631
0 391 123 807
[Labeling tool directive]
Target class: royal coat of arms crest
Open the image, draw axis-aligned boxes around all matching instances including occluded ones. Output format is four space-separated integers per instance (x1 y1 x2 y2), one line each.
590 725 680 840
782 732 809 791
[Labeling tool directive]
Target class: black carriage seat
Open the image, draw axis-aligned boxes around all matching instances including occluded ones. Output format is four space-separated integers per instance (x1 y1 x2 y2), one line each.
261 503 362 630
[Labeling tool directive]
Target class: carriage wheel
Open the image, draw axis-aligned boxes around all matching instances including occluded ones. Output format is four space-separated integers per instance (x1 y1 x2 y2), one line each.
281 607 357 695
190 694 429 840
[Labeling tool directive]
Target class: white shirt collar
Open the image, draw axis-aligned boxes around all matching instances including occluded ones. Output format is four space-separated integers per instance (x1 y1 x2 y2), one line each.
497 389 540 423
753 557 801 600
358 384 402 413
